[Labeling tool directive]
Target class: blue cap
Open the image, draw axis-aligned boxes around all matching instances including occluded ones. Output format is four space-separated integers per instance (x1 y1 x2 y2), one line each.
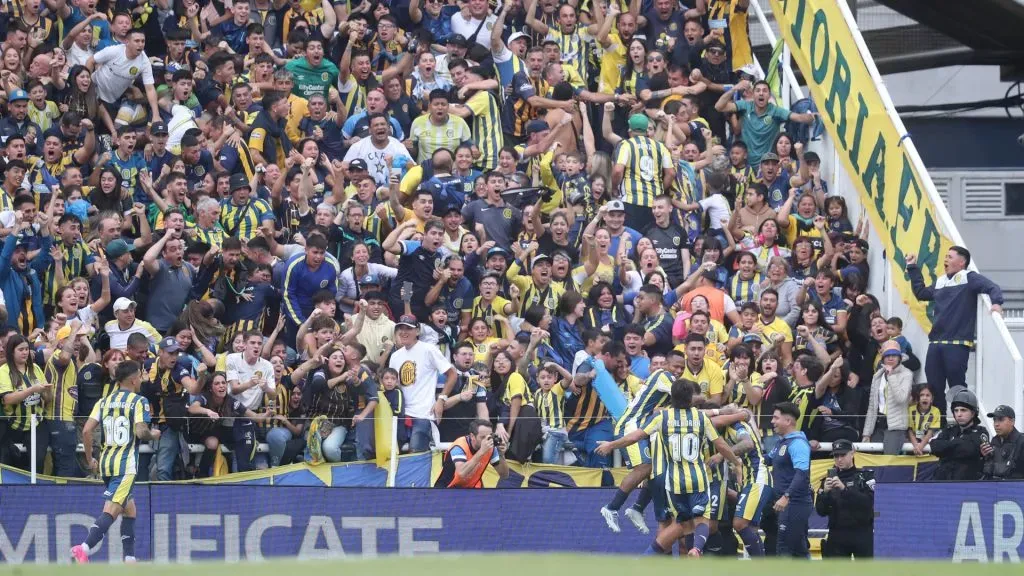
8 89 28 103
159 337 181 353
359 274 380 286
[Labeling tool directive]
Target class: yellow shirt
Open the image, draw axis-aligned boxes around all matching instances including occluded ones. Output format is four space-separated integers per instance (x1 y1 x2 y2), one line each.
756 315 794 348
471 296 513 339
598 31 627 94
683 361 726 399
472 338 499 365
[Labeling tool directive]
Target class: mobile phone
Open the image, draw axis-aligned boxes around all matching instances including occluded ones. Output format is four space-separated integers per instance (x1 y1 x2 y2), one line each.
401 281 414 303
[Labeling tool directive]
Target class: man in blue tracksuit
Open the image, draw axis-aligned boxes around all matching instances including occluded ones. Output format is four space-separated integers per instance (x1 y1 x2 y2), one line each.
281 234 338 344
906 247 1004 417
765 401 812 558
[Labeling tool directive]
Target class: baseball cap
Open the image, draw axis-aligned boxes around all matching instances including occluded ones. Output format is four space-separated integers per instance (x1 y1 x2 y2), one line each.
742 333 762 344
348 158 368 172
760 152 781 163
508 32 529 45
525 119 549 137
832 438 854 455
8 89 28 103
700 268 718 282
628 114 649 132
56 325 73 343
606 199 625 212
447 34 469 47
150 121 169 136
988 405 1016 420
159 336 182 353
106 239 135 258
880 340 902 358
531 253 551 267
229 173 250 191
487 246 510 259
358 273 380 286
112 297 137 312
396 314 419 329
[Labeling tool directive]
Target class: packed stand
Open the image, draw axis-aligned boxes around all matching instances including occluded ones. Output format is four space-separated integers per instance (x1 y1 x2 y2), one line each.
0 0 1018 506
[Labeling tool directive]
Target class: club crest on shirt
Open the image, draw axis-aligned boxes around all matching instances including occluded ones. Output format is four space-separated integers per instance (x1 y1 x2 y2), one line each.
778 444 787 457
399 360 416 386
320 279 328 288
503 208 512 219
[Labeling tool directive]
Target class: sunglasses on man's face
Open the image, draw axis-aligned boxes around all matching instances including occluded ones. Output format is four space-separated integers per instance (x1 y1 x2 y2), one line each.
647 56 663 63
707 47 725 56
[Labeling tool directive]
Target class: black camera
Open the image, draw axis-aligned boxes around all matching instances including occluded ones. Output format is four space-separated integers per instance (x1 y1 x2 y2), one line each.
491 433 505 447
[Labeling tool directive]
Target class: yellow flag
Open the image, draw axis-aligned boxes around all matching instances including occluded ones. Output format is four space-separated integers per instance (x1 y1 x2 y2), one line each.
374 393 394 469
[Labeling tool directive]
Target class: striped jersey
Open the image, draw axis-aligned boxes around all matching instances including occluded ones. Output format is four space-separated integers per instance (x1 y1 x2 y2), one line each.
725 420 771 487
464 90 503 171
219 197 275 241
88 388 151 477
44 240 94 306
644 407 718 493
615 136 672 207
536 385 566 428
615 369 674 434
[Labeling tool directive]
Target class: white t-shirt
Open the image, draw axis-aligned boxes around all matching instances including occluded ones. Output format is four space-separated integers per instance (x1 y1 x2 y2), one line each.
225 352 276 411
91 45 154 104
167 104 198 150
342 137 412 186
450 12 499 49
698 194 733 230
68 43 93 68
390 341 453 419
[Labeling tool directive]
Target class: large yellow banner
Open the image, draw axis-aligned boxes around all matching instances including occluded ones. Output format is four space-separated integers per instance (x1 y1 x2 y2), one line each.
769 0 955 330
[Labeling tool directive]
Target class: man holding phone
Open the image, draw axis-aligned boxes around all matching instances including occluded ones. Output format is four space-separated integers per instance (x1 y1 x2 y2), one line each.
814 439 875 558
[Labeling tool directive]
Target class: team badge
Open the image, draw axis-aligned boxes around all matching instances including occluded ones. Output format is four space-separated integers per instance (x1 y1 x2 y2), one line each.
778 444 787 457
195 166 206 176
453 298 463 308
320 279 328 288
503 208 512 219
673 236 680 245
399 360 416 386
129 66 138 75
321 72 329 81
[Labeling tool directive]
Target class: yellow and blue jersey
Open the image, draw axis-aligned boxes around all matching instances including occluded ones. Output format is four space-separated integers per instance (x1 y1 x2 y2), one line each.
615 135 671 208
615 369 673 434
88 389 151 477
725 420 771 488
219 197 275 241
644 407 718 494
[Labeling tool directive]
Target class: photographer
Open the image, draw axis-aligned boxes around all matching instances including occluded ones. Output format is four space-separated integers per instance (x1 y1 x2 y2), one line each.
982 405 1024 480
434 418 510 488
815 439 875 558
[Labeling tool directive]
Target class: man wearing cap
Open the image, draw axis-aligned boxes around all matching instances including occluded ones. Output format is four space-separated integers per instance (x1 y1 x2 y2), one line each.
219 172 276 241
390 313 457 453
815 439 875 558
104 297 161 351
141 336 201 481
146 121 174 177
96 239 144 322
982 405 1024 479
0 208 52 332
425 255 474 331
0 89 43 156
715 79 817 167
613 113 674 233
508 252 564 322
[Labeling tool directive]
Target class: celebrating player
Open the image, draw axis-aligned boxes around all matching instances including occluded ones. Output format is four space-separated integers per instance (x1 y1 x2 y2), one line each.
72 361 161 563
597 378 741 556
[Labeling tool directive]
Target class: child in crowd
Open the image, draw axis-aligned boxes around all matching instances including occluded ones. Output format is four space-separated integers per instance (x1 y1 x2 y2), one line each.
380 367 410 448
536 363 573 465
886 316 913 356
907 384 942 456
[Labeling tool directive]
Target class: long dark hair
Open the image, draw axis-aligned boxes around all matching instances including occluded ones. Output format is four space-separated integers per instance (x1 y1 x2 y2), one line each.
4 334 31 383
488 350 515 404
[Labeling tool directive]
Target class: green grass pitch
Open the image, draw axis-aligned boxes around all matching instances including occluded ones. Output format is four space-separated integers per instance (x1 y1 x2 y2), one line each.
0 554 995 575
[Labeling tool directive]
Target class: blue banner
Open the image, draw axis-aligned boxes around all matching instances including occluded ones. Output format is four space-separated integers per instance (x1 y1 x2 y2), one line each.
0 486 650 562
875 482 1024 561
0 486 151 563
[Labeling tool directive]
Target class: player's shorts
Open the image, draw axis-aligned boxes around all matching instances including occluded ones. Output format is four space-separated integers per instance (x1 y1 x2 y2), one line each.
650 474 711 524
617 419 652 469
103 474 137 506
707 479 729 522
736 482 772 525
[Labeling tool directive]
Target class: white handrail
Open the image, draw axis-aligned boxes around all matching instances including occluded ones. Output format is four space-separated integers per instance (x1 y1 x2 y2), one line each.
749 0 805 103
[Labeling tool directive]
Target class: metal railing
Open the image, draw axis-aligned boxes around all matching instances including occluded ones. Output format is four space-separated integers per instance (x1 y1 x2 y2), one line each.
975 296 1024 430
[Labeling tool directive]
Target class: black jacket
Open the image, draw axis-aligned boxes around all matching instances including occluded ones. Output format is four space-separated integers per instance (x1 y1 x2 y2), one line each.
815 466 875 530
983 428 1024 480
931 421 990 481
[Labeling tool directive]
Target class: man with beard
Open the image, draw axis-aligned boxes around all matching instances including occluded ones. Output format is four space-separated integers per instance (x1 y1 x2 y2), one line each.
299 92 346 161
715 79 817 167
343 113 412 187
342 89 405 145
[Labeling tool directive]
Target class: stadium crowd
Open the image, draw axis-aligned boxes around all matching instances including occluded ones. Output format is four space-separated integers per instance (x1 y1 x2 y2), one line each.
0 0 1019 509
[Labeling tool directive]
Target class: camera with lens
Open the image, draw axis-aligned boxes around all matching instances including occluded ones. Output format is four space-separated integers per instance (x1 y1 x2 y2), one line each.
491 433 505 447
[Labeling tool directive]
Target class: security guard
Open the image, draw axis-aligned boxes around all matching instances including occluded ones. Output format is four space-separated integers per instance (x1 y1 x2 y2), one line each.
815 439 875 558
931 386 990 481
982 405 1024 480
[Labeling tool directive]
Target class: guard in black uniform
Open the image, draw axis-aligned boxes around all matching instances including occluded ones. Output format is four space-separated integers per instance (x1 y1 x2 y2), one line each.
931 387 990 481
815 439 875 558
982 405 1024 480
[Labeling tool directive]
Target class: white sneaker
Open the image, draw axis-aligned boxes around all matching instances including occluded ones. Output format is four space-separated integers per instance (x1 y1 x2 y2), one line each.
624 508 649 534
600 507 621 533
